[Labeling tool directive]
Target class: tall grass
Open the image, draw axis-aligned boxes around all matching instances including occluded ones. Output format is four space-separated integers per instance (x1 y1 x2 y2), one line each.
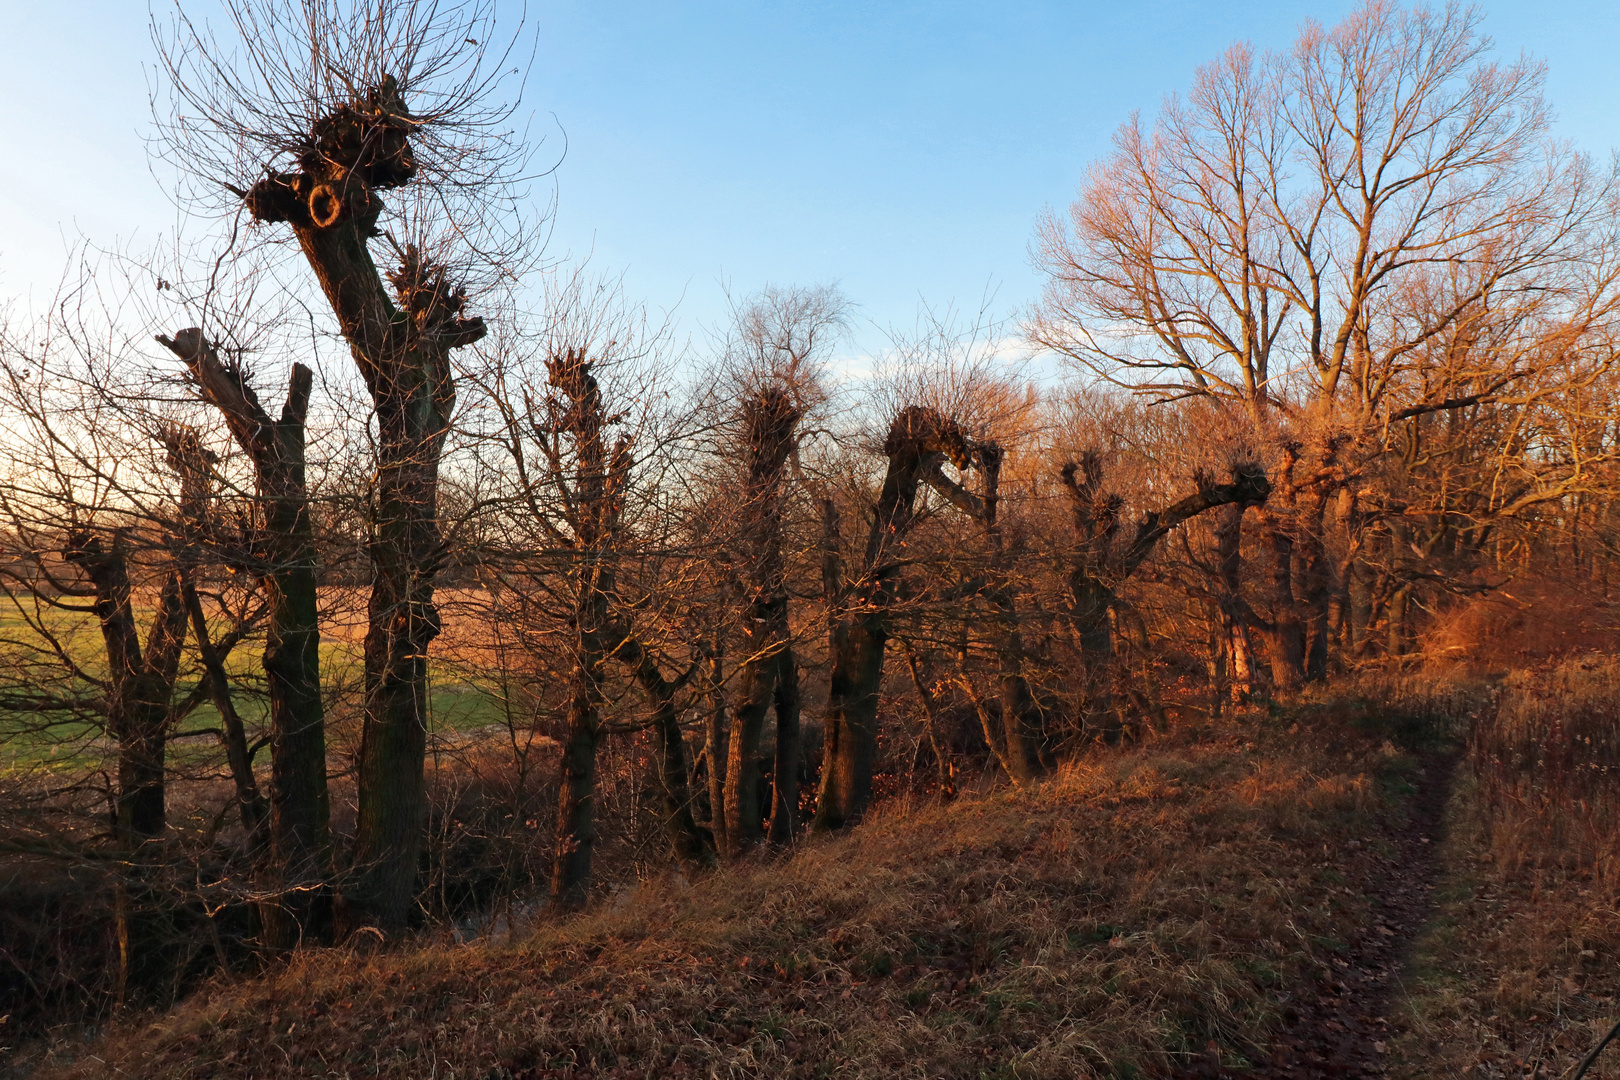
1472 656 1620 884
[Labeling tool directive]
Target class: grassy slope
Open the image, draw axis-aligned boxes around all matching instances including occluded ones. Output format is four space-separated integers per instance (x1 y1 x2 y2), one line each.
31 718 1410 1080
1395 770 1620 1078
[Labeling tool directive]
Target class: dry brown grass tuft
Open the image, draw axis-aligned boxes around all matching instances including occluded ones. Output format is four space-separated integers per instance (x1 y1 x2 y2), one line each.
1473 656 1620 884
23 718 1412 1079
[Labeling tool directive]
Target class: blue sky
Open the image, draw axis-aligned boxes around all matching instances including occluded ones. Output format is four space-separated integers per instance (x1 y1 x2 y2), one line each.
3 1 1618 359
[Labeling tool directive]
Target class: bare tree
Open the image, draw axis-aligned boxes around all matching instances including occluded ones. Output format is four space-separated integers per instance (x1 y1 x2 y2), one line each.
1030 0 1620 686
463 270 709 905
156 0 542 934
706 284 848 854
156 329 330 947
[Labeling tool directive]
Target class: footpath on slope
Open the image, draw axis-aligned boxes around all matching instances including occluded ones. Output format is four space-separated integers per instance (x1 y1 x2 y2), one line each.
1177 753 1457 1080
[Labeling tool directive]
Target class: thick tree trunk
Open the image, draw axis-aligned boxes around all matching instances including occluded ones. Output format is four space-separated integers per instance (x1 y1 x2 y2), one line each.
973 448 1044 781
724 386 802 853
552 574 610 909
768 645 802 843
815 614 885 830
64 532 188 1004
1213 504 1257 703
1255 508 1306 691
237 86 483 938
815 408 973 831
1300 491 1334 682
723 636 777 855
1064 456 1273 718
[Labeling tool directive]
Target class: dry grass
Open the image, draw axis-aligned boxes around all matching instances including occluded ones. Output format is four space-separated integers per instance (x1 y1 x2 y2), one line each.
1473 657 1620 883
1393 656 1620 1078
18 713 1416 1080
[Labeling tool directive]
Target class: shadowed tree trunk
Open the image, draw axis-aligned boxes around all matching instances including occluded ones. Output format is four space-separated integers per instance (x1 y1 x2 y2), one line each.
701 644 729 855
63 528 188 1004
1214 503 1260 703
543 348 631 908
1061 453 1273 738
901 642 957 801
916 442 1045 783
158 331 330 947
768 644 802 843
609 627 714 869
234 79 486 936
814 406 973 831
723 386 802 854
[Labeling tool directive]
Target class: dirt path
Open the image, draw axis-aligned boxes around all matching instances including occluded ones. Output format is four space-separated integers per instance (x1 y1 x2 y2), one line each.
1189 753 1459 1078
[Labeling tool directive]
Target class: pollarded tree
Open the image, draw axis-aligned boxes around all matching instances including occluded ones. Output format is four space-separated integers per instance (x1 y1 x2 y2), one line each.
705 285 849 854
463 270 711 905
156 0 542 934
157 329 329 948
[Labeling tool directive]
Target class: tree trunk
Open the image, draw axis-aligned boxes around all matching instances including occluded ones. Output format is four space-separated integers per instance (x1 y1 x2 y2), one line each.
237 87 484 938
702 647 729 855
815 614 886 830
160 334 334 947
1256 508 1306 690
723 634 777 855
1214 504 1257 703
615 630 714 869
902 645 956 801
1300 491 1333 682
815 408 972 831
976 447 1043 781
552 577 609 909
64 531 188 1004
768 645 802 843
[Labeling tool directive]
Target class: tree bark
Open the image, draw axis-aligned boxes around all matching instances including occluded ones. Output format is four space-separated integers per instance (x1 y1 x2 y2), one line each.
1063 455 1273 725
159 333 333 947
552 576 609 908
814 407 972 831
63 530 188 1003
701 646 729 855
768 645 802 843
611 628 714 869
237 87 485 936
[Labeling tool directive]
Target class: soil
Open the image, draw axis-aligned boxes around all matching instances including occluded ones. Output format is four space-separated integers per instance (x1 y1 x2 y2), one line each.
1180 754 1458 1079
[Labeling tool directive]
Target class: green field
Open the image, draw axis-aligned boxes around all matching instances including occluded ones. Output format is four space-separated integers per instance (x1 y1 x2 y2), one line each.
0 594 510 778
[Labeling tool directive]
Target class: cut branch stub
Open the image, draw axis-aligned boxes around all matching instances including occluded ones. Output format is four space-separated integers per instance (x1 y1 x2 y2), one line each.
240 75 413 233
387 246 485 348
300 74 418 191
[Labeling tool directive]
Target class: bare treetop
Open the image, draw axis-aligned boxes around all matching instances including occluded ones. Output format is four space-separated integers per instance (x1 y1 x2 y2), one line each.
1030 0 1619 422
153 0 543 278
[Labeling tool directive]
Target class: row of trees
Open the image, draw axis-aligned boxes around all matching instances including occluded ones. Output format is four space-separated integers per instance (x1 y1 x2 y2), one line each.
2 0 1618 1022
